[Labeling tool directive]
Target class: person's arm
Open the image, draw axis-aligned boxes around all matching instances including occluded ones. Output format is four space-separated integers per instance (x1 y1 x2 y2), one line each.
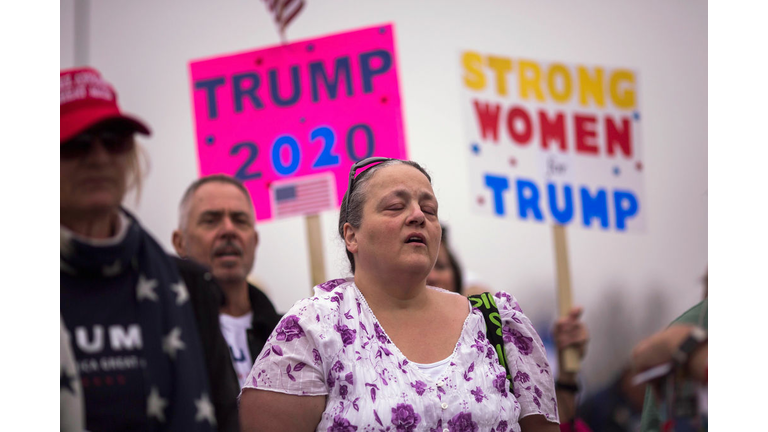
631 324 707 383
552 306 589 424
687 343 707 383
239 296 332 431
239 389 325 432
519 414 561 432
493 291 560 425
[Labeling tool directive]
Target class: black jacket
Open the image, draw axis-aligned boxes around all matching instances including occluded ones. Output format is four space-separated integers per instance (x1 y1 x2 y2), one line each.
245 282 282 363
174 257 240 432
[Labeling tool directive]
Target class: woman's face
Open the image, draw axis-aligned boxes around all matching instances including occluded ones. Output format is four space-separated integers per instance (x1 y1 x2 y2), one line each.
346 164 442 279
427 243 457 292
60 125 133 217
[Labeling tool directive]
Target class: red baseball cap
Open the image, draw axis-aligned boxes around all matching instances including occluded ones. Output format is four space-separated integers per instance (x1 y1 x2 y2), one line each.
60 67 151 143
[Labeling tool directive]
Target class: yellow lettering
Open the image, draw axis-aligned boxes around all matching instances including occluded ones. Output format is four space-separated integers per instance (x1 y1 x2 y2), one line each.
462 51 486 91
609 69 636 109
518 60 545 102
578 66 605 108
487 56 513 96
547 63 573 104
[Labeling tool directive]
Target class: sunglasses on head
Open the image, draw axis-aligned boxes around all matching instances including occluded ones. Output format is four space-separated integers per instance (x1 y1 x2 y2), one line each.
61 128 135 159
342 156 396 225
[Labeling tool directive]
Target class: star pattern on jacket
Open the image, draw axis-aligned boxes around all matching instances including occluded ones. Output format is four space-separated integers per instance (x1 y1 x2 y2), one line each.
194 393 217 425
60 258 77 275
162 327 186 360
102 259 122 277
146 386 168 422
136 274 159 302
170 281 189 305
60 369 76 394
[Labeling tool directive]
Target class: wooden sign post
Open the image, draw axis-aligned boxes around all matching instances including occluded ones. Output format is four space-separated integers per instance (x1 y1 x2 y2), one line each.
552 224 581 373
305 214 326 288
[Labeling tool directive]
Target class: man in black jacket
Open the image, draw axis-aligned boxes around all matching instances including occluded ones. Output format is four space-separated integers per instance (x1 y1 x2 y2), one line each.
173 257 240 432
172 175 282 390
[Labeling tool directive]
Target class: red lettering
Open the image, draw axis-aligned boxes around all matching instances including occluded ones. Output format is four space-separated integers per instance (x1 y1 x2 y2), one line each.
473 101 634 158
473 100 501 143
574 114 598 155
506 106 532 145
538 110 567 151
606 116 632 158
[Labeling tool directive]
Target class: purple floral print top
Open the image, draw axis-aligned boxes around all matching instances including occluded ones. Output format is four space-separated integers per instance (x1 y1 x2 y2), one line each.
243 279 558 432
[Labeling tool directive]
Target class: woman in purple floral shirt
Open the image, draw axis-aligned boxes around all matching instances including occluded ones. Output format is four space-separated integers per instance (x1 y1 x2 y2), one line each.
240 159 559 432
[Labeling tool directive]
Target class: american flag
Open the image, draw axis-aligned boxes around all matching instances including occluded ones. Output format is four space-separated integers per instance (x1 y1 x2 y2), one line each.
261 0 305 38
271 172 336 218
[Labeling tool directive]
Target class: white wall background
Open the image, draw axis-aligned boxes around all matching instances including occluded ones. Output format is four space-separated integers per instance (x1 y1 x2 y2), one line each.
61 0 707 391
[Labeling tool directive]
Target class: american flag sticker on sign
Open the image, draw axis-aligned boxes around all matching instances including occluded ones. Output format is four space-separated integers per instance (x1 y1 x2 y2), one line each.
270 172 337 219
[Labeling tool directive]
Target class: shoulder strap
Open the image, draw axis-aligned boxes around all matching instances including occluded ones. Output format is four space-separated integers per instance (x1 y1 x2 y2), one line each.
468 292 513 393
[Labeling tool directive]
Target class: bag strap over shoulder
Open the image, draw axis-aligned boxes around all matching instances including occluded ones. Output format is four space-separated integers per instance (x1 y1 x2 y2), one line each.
468 292 513 393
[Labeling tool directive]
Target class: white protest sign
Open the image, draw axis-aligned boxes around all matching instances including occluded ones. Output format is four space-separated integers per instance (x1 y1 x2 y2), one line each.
460 51 644 232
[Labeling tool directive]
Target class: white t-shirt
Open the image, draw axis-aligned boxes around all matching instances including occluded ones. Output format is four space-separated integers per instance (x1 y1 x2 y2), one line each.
219 312 254 388
412 356 452 382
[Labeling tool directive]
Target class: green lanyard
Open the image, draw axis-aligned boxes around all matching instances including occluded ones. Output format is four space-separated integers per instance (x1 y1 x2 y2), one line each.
468 292 514 393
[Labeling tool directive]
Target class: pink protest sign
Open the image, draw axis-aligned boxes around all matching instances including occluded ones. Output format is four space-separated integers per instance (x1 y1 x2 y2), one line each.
188 23 408 222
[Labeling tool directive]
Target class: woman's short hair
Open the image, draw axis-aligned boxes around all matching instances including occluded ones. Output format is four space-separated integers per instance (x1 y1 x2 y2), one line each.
337 159 432 274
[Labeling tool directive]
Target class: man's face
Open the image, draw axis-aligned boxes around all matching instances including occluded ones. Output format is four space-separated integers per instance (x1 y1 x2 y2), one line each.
174 182 258 285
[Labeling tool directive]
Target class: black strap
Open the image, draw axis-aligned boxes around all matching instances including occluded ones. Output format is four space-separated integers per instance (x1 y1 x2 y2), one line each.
468 292 513 393
555 380 580 393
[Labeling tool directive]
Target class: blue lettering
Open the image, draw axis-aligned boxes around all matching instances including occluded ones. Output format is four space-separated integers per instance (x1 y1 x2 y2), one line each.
271 135 301 176
311 126 340 168
547 183 574 224
194 77 225 119
516 179 544 221
345 124 375 161
580 187 609 229
268 65 301 107
359 50 392 94
309 57 353 102
614 190 639 230
484 175 510 216
232 72 264 113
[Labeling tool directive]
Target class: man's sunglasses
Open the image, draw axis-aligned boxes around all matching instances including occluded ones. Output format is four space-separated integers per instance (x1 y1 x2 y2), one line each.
342 156 395 224
61 129 135 159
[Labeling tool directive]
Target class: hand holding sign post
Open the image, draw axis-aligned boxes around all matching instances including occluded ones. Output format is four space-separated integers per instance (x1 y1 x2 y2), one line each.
189 24 408 286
